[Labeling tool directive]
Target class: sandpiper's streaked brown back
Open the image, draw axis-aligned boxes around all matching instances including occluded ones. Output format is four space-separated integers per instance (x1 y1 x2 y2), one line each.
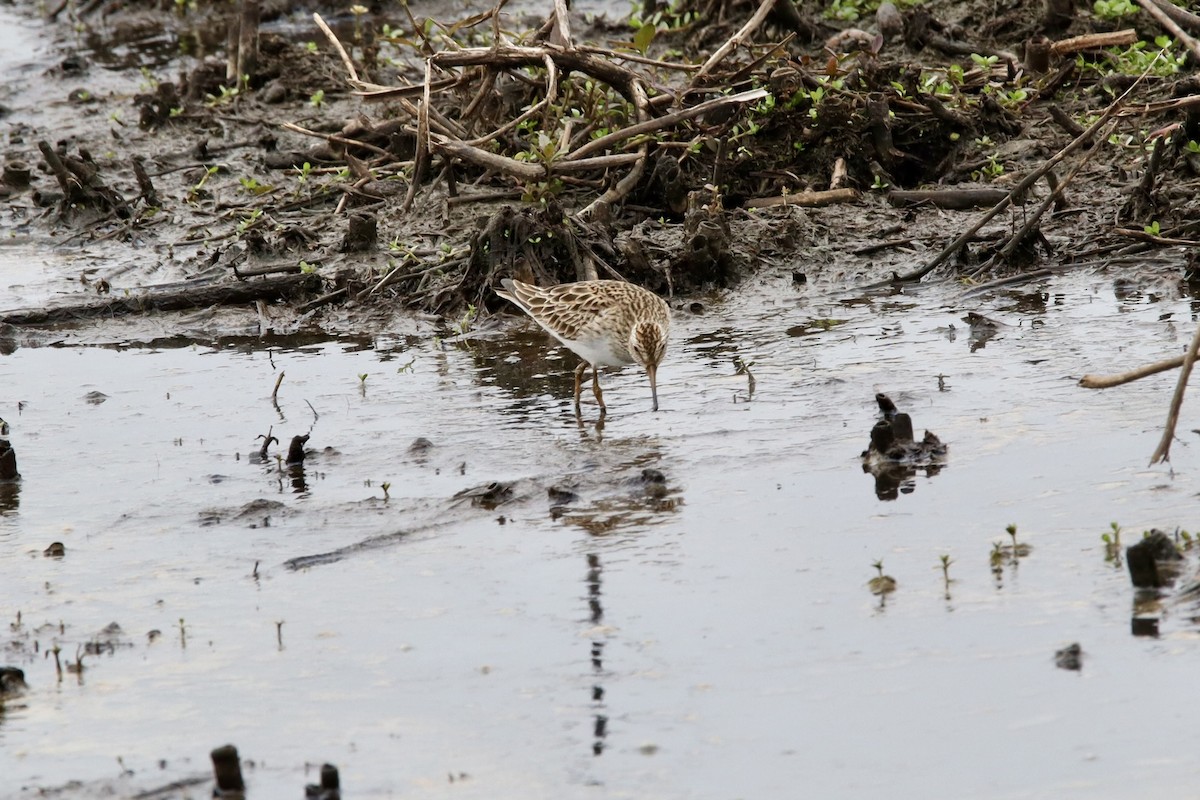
496 278 671 413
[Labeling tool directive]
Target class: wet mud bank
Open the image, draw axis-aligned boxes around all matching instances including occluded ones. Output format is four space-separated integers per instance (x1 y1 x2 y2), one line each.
4 0 1200 326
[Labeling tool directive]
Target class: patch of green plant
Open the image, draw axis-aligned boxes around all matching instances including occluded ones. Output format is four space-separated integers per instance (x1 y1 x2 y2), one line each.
1078 37 1187 77
628 0 700 31
454 304 477 335
185 165 220 202
970 53 999 70
1093 0 1137 19
825 0 923 22
938 554 953 587
205 84 240 107
239 176 273 196
236 209 262 234
1102 521 1122 564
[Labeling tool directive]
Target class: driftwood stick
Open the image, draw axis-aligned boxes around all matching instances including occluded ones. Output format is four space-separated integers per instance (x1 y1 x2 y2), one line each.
1136 0 1200 64
744 188 860 208
1112 228 1200 246
887 188 1011 209
402 58 434 212
278 122 393 159
313 12 359 82
1049 29 1138 55
1150 321 1200 464
576 44 702 71
432 44 646 104
552 153 644 171
1080 354 1186 389
354 77 461 101
0 274 320 326
236 0 260 81
432 138 545 179
550 0 571 47
692 0 775 84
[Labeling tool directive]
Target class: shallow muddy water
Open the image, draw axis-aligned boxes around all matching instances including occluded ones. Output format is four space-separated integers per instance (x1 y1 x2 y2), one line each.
3 260 1200 798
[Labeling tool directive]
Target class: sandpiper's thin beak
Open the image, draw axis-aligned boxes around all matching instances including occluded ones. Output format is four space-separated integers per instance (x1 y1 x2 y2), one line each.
647 363 659 411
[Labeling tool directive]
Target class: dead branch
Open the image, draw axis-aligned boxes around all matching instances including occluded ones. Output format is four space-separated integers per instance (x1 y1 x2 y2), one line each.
279 122 394 159
1150 321 1200 464
431 138 545 180
431 44 651 105
313 12 359 83
0 274 320 326
1080 354 1186 389
887 188 1010 209
1146 0 1200 34
743 188 859 208
1113 228 1200 246
566 88 767 161
1049 30 1138 55
691 0 776 85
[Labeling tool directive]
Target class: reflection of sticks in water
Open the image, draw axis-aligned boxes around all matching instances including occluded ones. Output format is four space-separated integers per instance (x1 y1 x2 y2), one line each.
734 357 756 402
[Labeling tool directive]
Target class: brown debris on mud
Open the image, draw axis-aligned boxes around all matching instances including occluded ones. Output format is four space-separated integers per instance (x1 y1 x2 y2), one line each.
5 0 1200 326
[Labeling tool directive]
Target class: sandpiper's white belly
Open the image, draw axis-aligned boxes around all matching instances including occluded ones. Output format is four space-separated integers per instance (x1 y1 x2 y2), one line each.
558 332 632 368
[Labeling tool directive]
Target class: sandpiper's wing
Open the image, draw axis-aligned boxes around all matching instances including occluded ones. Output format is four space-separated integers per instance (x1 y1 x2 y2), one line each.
497 279 624 343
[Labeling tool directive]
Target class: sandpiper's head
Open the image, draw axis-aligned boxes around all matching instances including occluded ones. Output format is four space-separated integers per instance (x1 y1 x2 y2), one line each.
629 321 668 411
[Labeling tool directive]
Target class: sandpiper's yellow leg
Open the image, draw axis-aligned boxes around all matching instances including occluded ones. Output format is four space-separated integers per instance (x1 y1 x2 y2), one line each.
573 361 588 410
592 366 606 412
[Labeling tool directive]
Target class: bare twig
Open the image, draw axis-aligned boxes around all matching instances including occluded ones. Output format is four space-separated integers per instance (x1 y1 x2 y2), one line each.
743 188 860 208
576 80 651 220
279 121 393 159
313 12 359 82
1079 354 1186 389
1049 29 1138 55
566 88 767 161
1149 322 1200 464
691 0 776 84
1147 0 1200 34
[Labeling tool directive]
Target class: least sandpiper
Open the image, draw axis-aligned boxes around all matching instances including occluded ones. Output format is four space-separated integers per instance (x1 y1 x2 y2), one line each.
496 278 671 413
